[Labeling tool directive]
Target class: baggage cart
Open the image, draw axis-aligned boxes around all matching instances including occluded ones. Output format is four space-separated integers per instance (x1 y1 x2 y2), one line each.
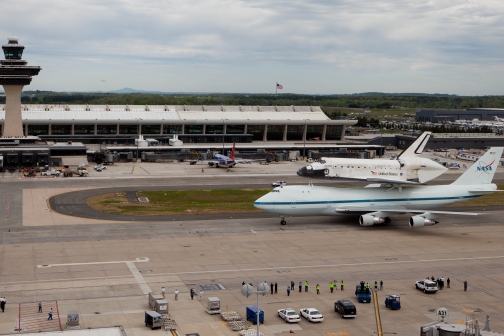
145 311 163 330
245 306 264 325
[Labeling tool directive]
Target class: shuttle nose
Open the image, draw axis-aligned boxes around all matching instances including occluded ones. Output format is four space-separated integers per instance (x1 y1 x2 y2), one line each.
297 164 326 179
418 158 448 183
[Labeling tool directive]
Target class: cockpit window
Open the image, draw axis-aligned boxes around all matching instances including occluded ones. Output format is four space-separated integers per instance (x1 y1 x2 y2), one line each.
270 190 280 193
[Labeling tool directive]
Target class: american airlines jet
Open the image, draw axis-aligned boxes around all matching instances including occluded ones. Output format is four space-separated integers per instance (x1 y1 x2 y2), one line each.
297 132 447 184
254 147 503 226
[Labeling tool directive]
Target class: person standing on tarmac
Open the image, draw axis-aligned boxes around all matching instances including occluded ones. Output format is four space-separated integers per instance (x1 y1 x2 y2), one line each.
374 281 378 291
464 281 468 291
287 285 291 296
304 280 309 292
341 280 344 290
329 282 334 293
270 282 274 294
275 282 278 294
365 282 370 293
291 281 294 290
316 284 320 294
380 280 383 290
298 282 302 293
334 280 337 290
447 278 451 288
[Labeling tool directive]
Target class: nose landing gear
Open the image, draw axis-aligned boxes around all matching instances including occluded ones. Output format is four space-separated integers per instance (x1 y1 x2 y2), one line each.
280 215 286 225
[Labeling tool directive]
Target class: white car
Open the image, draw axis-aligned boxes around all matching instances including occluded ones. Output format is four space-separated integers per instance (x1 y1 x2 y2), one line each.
272 181 286 187
94 164 107 171
277 308 300 323
415 280 439 293
299 308 324 322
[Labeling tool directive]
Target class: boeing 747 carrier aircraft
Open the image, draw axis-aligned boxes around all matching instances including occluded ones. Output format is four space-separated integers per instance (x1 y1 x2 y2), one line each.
254 147 503 226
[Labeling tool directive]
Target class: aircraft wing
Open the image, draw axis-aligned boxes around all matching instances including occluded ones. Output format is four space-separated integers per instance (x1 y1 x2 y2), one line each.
329 176 422 185
468 190 504 194
334 206 482 216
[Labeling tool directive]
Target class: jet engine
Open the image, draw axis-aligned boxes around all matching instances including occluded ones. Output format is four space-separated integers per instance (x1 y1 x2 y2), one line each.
359 215 385 226
409 216 439 228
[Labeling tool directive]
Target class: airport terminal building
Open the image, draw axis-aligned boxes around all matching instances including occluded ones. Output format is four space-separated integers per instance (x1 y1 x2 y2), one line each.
416 108 504 122
0 104 355 144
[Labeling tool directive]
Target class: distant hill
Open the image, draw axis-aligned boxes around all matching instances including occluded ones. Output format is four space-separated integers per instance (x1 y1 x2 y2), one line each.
108 87 168 94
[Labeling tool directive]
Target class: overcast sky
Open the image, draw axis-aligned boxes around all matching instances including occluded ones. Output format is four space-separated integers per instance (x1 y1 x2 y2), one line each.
1 0 503 95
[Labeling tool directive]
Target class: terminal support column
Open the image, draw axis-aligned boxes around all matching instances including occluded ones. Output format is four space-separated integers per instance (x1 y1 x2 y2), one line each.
2 85 25 137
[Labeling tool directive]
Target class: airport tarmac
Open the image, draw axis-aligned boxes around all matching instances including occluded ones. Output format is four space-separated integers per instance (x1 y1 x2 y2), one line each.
0 160 504 335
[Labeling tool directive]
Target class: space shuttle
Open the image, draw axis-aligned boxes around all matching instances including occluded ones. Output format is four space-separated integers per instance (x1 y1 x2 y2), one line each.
297 132 447 184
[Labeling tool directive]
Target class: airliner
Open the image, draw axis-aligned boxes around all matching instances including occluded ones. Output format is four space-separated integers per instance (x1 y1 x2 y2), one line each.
297 132 447 184
254 147 503 226
207 143 252 168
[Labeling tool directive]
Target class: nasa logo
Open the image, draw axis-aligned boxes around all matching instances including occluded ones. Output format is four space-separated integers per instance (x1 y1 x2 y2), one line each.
475 160 494 173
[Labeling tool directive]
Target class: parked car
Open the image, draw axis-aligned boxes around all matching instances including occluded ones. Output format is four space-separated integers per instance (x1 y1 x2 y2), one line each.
272 181 286 187
299 308 323 322
277 308 300 323
415 280 439 293
334 300 357 318
41 169 60 177
94 164 107 171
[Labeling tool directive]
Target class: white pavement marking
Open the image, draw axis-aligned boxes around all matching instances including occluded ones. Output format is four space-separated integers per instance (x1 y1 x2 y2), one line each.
36 257 151 294
250 229 257 234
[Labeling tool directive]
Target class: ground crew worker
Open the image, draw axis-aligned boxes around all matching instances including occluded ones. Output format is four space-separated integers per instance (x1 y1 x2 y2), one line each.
316 284 320 294
374 281 378 291
290 281 294 290
334 280 337 290
275 282 278 294
329 282 334 293
464 281 468 291
380 280 383 290
304 280 309 292
298 282 302 293
341 280 344 290
270 282 274 294
202 168 204 173
447 278 451 288
287 286 291 296
366 282 370 293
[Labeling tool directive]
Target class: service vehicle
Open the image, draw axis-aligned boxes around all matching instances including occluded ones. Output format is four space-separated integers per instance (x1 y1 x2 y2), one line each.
355 284 371 303
41 169 60 177
94 164 107 171
299 308 323 322
277 308 300 323
246 306 264 325
415 280 439 293
384 294 401 310
334 300 357 318
272 180 286 187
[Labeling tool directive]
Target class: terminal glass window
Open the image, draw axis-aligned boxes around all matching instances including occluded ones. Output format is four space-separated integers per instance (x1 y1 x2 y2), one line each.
119 125 138 134
306 125 324 140
267 125 284 141
206 125 223 134
74 125 95 134
287 125 304 141
163 125 182 134
51 125 72 135
142 124 161 134
185 125 204 134
226 124 244 134
326 125 343 140
97 124 117 134
28 125 49 136
247 125 265 141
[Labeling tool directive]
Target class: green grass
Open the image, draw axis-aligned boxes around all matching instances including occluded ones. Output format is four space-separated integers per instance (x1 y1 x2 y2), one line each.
87 189 270 216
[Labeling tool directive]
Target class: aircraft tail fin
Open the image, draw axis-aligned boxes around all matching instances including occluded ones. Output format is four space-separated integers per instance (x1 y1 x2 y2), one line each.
396 132 431 159
452 147 503 185
230 143 236 161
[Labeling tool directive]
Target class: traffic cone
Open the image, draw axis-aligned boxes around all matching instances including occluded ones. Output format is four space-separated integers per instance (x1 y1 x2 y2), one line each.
290 330 295 334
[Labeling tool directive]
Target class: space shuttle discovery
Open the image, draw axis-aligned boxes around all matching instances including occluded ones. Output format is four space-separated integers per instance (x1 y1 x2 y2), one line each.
297 132 447 184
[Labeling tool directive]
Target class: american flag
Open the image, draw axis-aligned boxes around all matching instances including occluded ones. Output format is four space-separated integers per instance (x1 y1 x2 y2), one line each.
371 171 377 175
276 83 283 90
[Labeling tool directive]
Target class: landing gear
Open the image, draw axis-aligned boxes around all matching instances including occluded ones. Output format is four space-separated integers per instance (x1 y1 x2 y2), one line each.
280 216 286 225
385 217 392 224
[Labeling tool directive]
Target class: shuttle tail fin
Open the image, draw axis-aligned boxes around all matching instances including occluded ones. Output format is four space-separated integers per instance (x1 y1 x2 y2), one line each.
396 132 431 159
452 147 503 185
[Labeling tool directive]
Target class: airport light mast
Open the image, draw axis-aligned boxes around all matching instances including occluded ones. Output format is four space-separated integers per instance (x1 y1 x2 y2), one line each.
0 37 41 137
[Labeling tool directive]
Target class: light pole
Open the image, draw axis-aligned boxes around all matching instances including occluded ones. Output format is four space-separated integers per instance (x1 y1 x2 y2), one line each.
222 118 225 155
241 281 268 336
303 119 308 160
135 118 142 162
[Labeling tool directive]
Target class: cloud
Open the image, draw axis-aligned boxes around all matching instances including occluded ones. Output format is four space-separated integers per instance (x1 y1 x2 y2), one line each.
1 0 503 94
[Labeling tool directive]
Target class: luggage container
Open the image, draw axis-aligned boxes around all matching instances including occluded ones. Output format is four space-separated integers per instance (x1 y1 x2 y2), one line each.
66 310 79 328
155 299 168 314
246 306 264 325
144 311 163 330
148 292 164 310
206 297 220 314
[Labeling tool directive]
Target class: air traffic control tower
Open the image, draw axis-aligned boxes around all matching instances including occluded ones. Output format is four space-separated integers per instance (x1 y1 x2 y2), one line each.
0 37 41 137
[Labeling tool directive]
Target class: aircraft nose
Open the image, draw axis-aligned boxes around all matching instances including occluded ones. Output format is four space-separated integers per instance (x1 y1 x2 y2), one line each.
297 165 326 179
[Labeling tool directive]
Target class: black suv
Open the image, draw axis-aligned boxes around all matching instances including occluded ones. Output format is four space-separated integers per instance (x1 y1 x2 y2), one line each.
334 300 357 318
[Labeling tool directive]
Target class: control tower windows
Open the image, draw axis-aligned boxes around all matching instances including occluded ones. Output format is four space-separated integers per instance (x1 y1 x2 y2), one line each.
74 125 95 134
51 125 72 135
3 50 23 59
326 125 343 140
28 125 49 136
97 125 117 134
142 124 160 134
119 124 138 134
206 125 223 134
287 125 304 141
163 125 182 134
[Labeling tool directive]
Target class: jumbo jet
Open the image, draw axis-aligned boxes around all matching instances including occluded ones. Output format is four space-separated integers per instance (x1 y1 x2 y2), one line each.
297 132 447 184
254 147 503 226
207 143 251 168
